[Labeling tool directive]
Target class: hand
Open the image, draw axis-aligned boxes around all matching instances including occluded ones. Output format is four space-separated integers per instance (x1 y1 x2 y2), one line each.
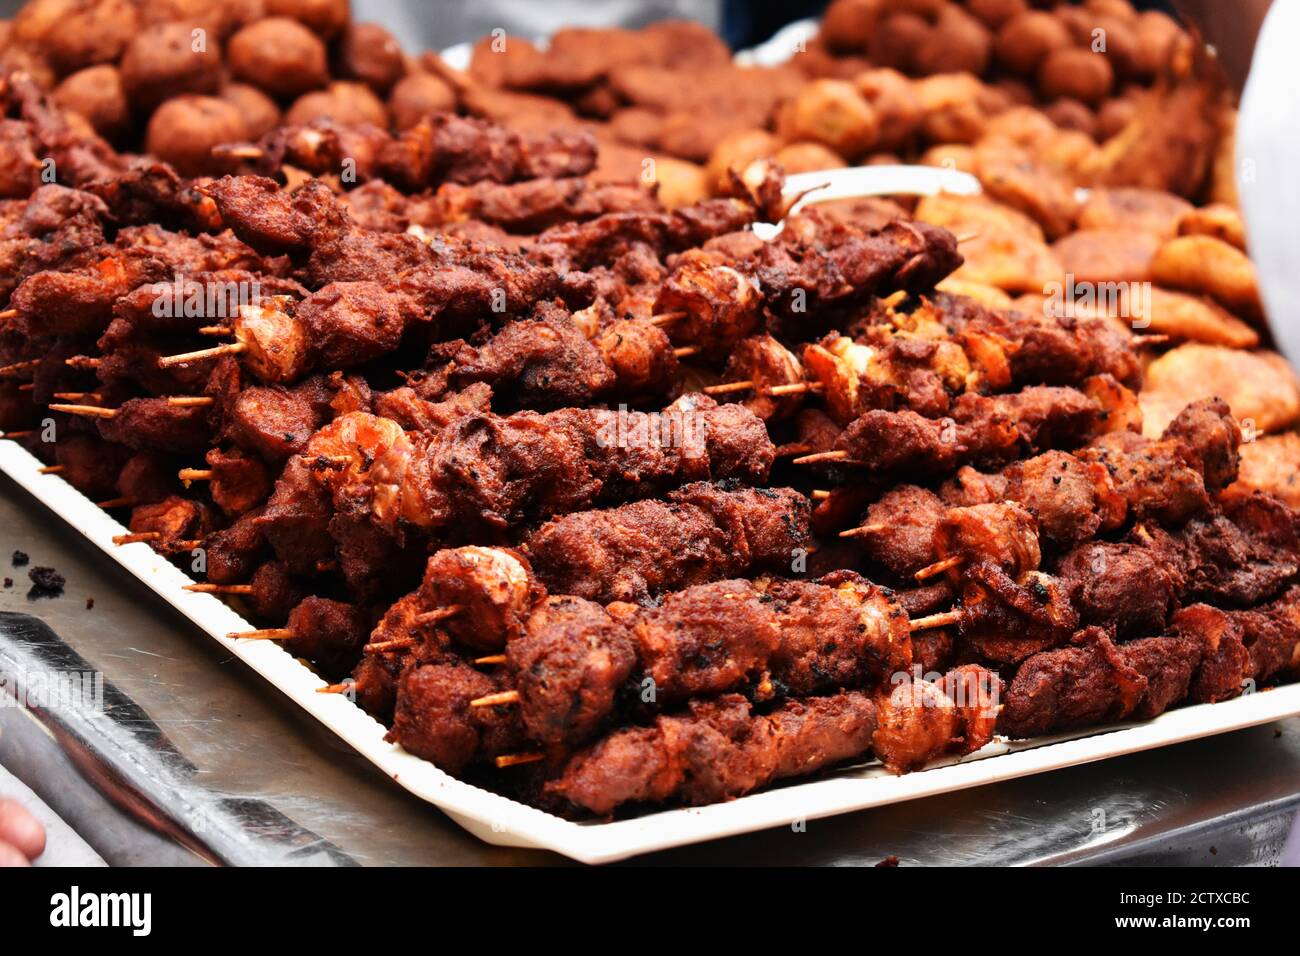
0 798 46 866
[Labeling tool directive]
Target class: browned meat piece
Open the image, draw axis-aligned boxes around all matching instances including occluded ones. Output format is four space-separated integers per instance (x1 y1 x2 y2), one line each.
654 249 763 360
999 628 1148 738
96 399 210 454
524 484 809 604
295 281 420 370
222 384 326 463
204 508 268 585
246 561 304 623
11 253 168 337
1057 541 1181 638
114 451 178 506
388 663 524 775
591 318 680 399
127 495 214 551
47 432 130 499
254 457 335 576
934 502 1041 583
1161 396 1241 492
419 547 541 653
508 596 637 750
999 627 1197 738
851 485 946 578
871 665 1003 772
716 334 805 421
431 178 656 233
1172 603 1250 704
205 448 271 515
546 691 877 815
757 213 961 319
1240 587 1300 684
985 450 1126 549
447 302 617 408
282 597 370 676
199 176 346 257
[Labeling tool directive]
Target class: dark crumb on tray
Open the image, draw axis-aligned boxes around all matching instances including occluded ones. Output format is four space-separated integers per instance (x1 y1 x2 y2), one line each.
3 577 11 588
27 566 65 599
85 597 95 610
12 550 29 566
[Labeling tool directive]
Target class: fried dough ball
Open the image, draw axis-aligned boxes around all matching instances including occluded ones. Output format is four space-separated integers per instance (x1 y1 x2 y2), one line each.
919 143 976 174
975 139 1079 239
1051 229 1159 284
1150 235 1262 317
777 79 879 159
145 95 246 177
1039 47 1114 105
645 156 708 209
706 128 779 194
228 17 329 100
853 68 923 151
138 0 263 38
264 0 349 38
913 73 993 144
120 21 223 113
1138 288 1258 349
1130 10 1184 79
219 82 281 139
52 64 130 141
1043 98 1096 138
1141 345 1300 438
0 46 57 90
772 141 846 175
913 6 991 77
1177 203 1246 251
993 10 1071 76
286 80 388 127
12 0 139 74
388 70 457 130
967 0 1028 27
1226 434 1300 508
1096 95 1139 140
610 108 665 148
820 0 884 53
1076 187 1193 239
867 12 930 72
337 22 406 94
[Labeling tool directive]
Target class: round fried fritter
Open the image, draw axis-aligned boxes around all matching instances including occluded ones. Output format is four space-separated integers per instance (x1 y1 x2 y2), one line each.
228 17 329 100
337 21 406 94
120 21 223 113
144 94 247 176
286 80 388 127
1038 47 1114 105
992 10 1071 76
387 70 457 130
777 78 879 160
52 64 130 141
219 82 282 139
264 0 349 38
12 0 139 74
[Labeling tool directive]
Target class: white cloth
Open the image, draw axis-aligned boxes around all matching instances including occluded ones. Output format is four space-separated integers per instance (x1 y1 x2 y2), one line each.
1238 0 1300 362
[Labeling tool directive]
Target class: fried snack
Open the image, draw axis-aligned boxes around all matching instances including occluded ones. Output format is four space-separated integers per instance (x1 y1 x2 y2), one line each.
1138 288 1257 348
1075 186 1193 239
974 138 1079 239
645 155 709 210
867 11 930 72
228 17 330 100
1043 98 1096 138
286 80 388 128
912 73 991 144
52 65 130 142
919 143 976 174
1177 203 1246 251
993 10 1072 76
1150 234 1262 317
337 22 407 94
1141 345 1300 437
144 95 247 177
915 193 1061 293
119 21 223 113
772 141 845 175
705 128 779 194
1223 434 1300 508
820 0 884 52
934 277 1013 310
1051 229 1159 284
387 71 457 131
265 0 350 38
853 67 923 152
776 79 880 160
11 0 139 74
219 83 282 140
1038 47 1114 106
913 6 992 77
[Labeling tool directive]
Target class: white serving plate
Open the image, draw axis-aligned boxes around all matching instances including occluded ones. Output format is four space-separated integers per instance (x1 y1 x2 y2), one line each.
5 436 1300 863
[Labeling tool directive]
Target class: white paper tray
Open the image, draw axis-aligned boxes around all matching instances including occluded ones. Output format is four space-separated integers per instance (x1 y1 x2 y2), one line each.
4 438 1300 864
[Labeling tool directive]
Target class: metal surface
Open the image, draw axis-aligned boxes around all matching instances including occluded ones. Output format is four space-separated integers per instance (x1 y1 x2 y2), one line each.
2 470 1298 865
